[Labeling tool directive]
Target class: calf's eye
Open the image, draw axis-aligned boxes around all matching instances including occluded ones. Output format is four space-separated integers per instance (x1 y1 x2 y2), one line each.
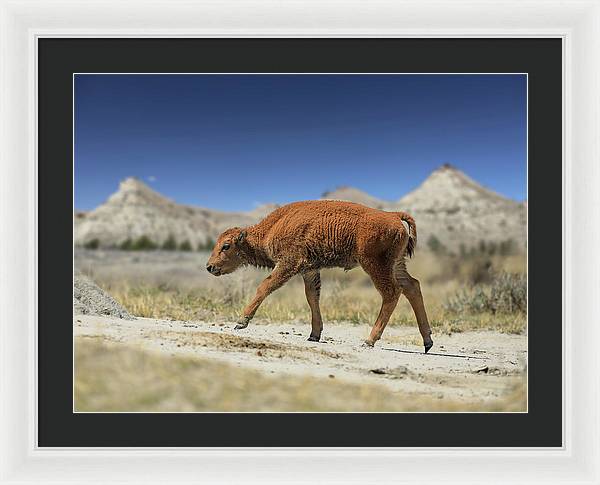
221 243 230 251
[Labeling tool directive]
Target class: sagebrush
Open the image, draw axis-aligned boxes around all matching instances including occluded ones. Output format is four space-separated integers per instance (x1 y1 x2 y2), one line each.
444 271 526 315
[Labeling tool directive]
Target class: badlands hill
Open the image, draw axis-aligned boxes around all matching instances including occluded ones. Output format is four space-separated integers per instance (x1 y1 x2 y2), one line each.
321 165 525 252
75 165 526 252
75 177 257 249
396 164 526 251
321 186 391 210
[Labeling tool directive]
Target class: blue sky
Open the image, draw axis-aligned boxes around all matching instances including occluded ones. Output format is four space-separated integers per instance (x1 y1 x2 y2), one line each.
74 74 526 211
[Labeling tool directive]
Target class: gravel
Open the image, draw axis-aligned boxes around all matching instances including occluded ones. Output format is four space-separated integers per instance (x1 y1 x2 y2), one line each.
74 273 133 319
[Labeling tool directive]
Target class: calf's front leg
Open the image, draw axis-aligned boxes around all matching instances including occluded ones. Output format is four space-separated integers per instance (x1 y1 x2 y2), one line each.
235 264 296 330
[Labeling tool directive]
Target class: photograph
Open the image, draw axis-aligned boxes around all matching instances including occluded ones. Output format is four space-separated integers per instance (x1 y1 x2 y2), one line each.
73 73 528 413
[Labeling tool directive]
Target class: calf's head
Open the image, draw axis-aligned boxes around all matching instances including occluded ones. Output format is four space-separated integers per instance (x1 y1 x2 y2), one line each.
206 227 247 276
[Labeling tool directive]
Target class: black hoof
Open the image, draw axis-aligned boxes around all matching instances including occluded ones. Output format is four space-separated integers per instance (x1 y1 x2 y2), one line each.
307 335 320 342
234 317 250 330
424 341 433 353
362 340 374 348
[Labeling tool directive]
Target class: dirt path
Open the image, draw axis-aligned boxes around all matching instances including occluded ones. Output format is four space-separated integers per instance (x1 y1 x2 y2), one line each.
75 315 527 406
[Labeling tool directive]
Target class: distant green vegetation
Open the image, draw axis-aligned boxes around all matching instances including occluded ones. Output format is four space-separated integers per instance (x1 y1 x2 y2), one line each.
179 240 193 252
81 234 217 252
132 235 158 251
428 236 518 258
161 234 177 251
426 235 446 254
119 238 133 250
118 236 157 251
83 238 100 250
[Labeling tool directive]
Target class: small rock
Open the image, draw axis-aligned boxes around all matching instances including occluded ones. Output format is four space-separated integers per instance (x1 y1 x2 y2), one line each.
370 368 388 375
328 374 335 379
473 366 489 374
257 350 263 357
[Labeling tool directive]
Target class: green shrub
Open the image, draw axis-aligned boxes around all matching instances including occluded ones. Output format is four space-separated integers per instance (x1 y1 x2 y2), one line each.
162 234 177 251
466 257 493 284
427 235 446 254
444 272 527 315
179 240 192 252
131 235 158 251
499 239 517 256
120 238 133 250
83 238 100 250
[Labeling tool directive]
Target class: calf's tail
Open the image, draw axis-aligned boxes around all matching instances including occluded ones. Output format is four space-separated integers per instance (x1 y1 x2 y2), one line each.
396 211 417 258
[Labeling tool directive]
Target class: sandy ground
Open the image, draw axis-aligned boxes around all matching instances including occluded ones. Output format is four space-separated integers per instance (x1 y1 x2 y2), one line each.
75 314 527 406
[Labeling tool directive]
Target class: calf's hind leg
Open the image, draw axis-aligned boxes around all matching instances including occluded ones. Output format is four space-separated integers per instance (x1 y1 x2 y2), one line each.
302 270 323 342
398 271 433 353
361 259 402 347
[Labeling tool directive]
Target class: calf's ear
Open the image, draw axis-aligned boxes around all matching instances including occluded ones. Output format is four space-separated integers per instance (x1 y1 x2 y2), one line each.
236 230 247 243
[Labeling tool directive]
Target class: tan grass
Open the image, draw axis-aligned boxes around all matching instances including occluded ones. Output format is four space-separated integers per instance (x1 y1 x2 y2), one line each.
107 277 526 334
97 252 527 335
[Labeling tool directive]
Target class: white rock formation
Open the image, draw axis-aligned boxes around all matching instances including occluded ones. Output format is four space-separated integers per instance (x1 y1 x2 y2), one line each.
396 164 526 252
75 177 258 249
75 166 526 253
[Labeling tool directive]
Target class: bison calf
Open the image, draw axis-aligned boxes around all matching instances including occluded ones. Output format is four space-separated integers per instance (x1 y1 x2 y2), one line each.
206 200 433 352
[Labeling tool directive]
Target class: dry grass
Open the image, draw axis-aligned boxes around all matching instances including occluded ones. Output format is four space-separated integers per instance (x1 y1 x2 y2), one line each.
75 337 526 412
107 272 526 335
83 249 527 335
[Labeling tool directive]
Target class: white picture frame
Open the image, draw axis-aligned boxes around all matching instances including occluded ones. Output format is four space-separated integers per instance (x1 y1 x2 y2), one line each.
1 0 598 483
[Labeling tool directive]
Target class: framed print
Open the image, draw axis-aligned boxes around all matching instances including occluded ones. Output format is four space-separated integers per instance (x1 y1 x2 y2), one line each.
42 38 555 447
1 1 599 484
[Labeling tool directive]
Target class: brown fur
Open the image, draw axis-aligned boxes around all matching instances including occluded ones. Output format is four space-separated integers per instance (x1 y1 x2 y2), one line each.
206 200 433 350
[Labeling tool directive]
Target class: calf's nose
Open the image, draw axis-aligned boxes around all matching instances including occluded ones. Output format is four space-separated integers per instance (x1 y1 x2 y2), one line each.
206 265 213 273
